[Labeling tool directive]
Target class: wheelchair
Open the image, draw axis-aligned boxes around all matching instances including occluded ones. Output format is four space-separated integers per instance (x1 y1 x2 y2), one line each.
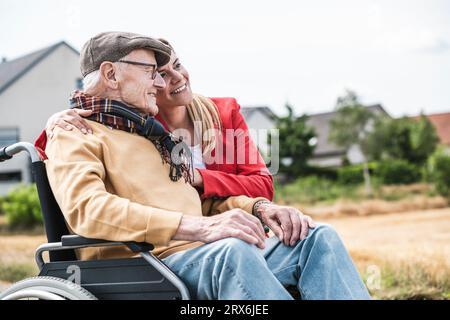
0 142 191 300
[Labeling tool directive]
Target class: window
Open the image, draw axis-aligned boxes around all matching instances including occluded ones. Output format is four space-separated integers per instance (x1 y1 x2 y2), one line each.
0 127 19 147
0 171 22 182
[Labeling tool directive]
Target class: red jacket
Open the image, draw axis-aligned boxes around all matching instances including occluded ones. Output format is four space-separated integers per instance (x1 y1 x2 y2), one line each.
34 97 274 201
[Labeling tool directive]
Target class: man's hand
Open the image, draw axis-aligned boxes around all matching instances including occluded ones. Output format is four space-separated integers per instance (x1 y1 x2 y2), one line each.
173 209 266 249
46 109 93 139
256 203 316 246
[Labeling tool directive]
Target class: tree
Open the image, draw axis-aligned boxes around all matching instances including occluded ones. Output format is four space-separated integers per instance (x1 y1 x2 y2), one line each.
329 90 376 195
366 115 439 165
273 102 316 178
366 117 412 161
428 147 450 197
409 114 439 164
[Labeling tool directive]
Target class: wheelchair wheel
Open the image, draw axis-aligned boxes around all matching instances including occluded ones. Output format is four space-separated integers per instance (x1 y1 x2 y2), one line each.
0 276 97 300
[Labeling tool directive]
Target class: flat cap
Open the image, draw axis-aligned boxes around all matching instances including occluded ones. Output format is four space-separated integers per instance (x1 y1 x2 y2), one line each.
80 31 171 77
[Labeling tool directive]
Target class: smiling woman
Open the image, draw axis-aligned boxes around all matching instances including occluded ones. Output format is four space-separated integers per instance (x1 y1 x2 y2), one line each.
154 39 224 162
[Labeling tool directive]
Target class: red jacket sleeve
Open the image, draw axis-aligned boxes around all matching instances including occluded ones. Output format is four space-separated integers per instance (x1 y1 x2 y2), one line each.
198 98 274 201
35 129 48 160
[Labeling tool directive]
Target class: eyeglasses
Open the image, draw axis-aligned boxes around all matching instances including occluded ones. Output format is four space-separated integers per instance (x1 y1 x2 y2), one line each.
118 60 158 80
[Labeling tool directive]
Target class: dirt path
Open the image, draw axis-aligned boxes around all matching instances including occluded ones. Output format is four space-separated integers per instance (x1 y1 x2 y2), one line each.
320 207 450 265
0 234 46 265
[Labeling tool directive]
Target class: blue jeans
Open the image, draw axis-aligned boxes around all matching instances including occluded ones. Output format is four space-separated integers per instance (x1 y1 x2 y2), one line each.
162 223 371 300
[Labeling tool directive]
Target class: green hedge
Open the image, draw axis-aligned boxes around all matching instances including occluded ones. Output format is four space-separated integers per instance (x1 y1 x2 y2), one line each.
277 175 358 204
376 160 420 185
2 184 43 228
304 166 338 180
338 166 363 185
337 163 378 185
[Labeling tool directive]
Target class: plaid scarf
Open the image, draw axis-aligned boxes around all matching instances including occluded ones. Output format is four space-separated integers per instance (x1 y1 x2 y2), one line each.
69 91 192 183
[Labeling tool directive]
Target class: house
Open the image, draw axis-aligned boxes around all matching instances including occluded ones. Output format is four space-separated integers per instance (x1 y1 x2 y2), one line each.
240 104 391 168
240 106 277 156
0 41 81 195
306 104 389 168
410 112 450 152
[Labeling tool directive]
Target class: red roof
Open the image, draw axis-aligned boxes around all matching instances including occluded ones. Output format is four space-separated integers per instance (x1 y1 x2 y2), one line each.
411 112 450 146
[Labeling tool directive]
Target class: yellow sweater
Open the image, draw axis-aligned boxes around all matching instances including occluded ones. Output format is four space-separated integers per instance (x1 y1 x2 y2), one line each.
46 120 266 260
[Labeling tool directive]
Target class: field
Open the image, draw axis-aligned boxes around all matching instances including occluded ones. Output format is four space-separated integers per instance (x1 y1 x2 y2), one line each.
319 208 450 299
0 208 449 299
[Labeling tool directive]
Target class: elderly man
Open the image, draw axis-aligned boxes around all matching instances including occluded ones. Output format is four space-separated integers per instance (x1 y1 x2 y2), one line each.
46 31 370 300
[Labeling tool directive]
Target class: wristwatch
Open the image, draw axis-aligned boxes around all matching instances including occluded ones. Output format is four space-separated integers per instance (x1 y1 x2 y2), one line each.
252 200 272 234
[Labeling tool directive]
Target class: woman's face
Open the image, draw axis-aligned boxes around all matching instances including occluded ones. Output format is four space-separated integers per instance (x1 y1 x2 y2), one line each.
156 50 193 108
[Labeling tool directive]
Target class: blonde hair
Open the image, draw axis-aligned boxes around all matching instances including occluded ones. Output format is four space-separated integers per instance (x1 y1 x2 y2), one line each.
187 94 222 156
157 38 222 155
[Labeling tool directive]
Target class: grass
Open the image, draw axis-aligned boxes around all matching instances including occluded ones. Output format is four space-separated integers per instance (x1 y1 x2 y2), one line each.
276 177 449 217
275 175 360 205
363 261 448 300
322 208 450 300
300 196 448 218
0 215 44 235
276 176 446 206
355 252 449 300
0 262 37 283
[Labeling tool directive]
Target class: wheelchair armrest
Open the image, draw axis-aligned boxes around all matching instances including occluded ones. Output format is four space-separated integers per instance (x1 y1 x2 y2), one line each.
61 235 154 253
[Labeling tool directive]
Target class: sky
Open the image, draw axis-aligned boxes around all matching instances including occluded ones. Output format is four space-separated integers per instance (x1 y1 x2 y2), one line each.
1 0 449 117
